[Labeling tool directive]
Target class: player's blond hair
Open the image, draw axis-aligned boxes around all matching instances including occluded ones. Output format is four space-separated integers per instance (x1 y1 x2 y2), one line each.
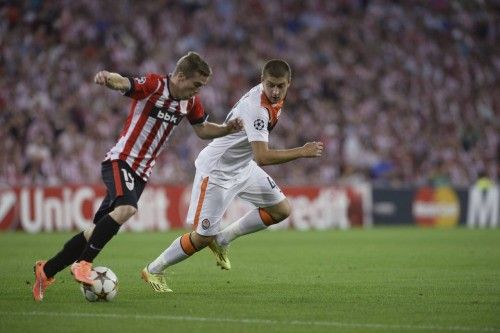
262 59 291 82
174 51 212 78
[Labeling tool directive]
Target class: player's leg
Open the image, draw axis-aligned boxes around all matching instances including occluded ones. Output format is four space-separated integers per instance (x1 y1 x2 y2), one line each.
143 172 232 292
40 193 111 276
215 199 290 246
141 231 214 292
32 188 114 301
210 167 289 268
208 200 289 270
72 160 145 284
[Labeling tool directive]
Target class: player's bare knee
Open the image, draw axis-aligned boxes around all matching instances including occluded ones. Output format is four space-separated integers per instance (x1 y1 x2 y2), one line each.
272 209 290 222
110 205 137 224
268 199 291 222
190 232 214 250
83 225 95 241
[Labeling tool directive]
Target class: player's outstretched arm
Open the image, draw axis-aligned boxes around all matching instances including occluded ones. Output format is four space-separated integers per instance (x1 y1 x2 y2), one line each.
193 118 243 140
94 70 131 93
251 141 323 166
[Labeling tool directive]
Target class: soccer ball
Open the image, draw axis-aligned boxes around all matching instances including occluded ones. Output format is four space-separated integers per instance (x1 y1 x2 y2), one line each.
80 266 118 302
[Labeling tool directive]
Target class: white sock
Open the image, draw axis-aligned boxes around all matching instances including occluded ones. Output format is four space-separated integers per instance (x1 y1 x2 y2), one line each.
216 209 267 246
148 236 189 273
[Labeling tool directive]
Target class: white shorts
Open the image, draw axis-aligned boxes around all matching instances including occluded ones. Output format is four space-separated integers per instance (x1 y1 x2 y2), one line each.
186 164 286 236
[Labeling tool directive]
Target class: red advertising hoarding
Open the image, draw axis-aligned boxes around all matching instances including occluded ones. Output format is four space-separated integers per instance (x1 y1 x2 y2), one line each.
0 184 371 233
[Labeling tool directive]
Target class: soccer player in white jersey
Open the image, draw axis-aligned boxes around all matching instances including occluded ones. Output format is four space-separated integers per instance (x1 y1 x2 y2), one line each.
32 52 243 301
143 59 323 292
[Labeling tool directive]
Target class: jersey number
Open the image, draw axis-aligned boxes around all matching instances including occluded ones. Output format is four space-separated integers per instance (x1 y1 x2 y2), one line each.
121 169 135 191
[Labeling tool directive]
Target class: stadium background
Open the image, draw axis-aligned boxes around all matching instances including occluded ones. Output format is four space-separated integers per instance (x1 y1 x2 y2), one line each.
0 0 498 230
0 2 499 333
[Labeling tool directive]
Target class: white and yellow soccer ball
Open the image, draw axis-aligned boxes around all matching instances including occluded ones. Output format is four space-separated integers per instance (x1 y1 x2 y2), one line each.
80 266 118 302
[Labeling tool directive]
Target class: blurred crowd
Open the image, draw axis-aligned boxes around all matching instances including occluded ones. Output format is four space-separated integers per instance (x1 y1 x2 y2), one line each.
1 0 498 188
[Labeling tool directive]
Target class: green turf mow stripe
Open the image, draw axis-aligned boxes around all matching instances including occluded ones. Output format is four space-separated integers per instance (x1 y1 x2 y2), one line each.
1 311 498 332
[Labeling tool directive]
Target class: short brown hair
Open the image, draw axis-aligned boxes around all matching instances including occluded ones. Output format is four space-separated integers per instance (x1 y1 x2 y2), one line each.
262 59 291 82
174 51 212 78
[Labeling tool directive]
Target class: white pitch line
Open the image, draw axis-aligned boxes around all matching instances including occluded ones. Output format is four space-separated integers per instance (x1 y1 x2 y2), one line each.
0 311 498 332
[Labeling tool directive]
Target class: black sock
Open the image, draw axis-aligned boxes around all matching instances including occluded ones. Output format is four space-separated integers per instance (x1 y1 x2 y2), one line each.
44 232 87 278
78 214 121 263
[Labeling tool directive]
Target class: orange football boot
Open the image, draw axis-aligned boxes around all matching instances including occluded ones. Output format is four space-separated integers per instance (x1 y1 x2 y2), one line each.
33 260 55 302
70 260 94 285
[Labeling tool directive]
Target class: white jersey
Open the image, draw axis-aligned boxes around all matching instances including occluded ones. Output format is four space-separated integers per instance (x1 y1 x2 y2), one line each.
195 84 283 187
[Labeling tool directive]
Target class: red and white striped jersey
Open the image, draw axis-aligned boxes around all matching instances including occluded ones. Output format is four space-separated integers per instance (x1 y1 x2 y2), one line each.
104 73 207 181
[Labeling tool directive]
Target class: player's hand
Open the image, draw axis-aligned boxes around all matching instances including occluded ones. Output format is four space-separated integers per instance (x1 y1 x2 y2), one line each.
302 141 324 158
94 70 111 85
225 118 244 134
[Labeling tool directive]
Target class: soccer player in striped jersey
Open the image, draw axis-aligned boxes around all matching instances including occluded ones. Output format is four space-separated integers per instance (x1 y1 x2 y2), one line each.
32 52 243 301
142 59 323 293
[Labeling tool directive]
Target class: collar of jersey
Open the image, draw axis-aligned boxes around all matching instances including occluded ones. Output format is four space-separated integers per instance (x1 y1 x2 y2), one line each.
166 74 181 101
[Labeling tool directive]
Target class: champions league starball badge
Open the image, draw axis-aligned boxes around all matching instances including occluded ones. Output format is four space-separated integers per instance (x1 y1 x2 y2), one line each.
254 118 265 130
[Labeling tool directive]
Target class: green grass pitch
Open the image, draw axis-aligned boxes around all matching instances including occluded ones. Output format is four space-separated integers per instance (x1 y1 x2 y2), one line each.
0 228 499 333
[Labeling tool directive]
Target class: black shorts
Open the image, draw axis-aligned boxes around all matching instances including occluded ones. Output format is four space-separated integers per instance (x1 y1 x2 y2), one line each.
93 160 146 224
